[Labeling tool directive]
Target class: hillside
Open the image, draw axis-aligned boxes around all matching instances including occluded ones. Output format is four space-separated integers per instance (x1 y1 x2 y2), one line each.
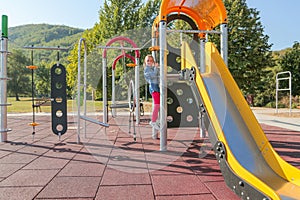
8 24 85 63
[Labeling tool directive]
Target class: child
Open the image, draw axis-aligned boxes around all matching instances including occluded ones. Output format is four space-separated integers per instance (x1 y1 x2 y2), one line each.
143 55 160 130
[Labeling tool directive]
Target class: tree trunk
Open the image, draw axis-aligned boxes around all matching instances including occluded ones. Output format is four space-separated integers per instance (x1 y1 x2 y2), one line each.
15 93 20 101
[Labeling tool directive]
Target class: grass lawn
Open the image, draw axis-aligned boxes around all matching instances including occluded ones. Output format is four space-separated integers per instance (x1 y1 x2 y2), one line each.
7 97 152 113
7 97 103 113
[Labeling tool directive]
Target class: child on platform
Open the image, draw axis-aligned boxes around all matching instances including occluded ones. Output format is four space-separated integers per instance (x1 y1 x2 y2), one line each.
143 54 160 130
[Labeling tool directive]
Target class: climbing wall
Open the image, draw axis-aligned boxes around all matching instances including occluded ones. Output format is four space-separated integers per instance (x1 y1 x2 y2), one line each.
167 49 200 128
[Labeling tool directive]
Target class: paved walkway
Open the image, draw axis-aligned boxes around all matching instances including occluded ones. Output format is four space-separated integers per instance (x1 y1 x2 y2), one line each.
253 107 300 131
0 108 299 200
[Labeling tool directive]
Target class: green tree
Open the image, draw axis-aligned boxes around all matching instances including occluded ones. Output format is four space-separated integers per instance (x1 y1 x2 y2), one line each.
138 0 160 28
96 0 142 42
66 0 160 99
35 61 52 97
279 42 300 96
7 49 31 100
222 0 274 105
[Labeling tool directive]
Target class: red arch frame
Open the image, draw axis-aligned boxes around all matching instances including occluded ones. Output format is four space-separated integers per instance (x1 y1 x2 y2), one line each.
102 36 140 58
112 53 135 70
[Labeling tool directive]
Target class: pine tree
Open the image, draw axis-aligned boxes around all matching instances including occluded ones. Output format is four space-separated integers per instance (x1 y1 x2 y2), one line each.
223 0 274 105
138 0 160 28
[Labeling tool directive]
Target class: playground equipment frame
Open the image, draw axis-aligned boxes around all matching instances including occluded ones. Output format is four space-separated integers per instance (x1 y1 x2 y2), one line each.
153 18 228 151
100 36 141 124
77 38 109 144
276 71 292 115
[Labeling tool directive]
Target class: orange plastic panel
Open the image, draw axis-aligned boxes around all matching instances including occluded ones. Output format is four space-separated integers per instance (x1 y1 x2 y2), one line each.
26 65 38 70
149 46 160 51
28 122 39 126
159 0 227 30
126 63 137 67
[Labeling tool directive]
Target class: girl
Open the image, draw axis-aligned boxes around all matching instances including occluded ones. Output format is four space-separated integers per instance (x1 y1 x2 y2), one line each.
143 55 160 130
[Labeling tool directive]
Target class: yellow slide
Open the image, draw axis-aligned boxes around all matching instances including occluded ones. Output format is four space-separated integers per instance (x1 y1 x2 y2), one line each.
181 42 300 200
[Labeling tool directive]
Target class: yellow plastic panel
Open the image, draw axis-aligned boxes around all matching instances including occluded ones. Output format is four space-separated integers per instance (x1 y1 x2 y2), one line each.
191 57 280 200
205 42 300 190
180 41 197 70
181 41 300 199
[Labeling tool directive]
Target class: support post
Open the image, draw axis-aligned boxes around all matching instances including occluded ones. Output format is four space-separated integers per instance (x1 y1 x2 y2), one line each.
77 38 87 143
159 20 167 151
135 57 140 124
220 23 228 66
102 58 108 123
0 15 9 142
199 37 206 73
111 69 116 116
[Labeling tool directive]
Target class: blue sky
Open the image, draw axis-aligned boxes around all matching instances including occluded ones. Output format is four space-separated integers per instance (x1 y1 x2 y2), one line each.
0 0 299 50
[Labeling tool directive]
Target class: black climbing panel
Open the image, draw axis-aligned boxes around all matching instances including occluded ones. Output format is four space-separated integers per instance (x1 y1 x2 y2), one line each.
166 14 200 128
51 64 67 135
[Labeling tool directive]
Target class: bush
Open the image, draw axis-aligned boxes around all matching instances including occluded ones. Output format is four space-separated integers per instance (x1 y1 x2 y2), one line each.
265 101 285 108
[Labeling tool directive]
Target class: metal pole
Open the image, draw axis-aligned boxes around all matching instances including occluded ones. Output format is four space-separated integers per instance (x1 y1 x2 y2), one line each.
77 38 86 143
135 57 140 124
199 37 206 73
30 48 36 137
0 15 9 142
159 20 167 151
275 71 292 115
111 68 116 116
83 41 87 137
289 73 292 115
276 75 278 113
103 58 107 123
220 24 228 66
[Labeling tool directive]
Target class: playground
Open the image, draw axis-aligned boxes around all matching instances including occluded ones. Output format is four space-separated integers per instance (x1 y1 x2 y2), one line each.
1 0 300 199
0 110 299 199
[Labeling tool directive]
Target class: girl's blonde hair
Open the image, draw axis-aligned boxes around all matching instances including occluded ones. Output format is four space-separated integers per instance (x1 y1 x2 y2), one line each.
144 54 154 67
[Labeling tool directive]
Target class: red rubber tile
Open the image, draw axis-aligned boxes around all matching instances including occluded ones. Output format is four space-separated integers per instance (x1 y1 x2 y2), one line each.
36 176 101 199
149 161 194 175
0 153 38 164
23 156 69 169
151 175 209 196
0 186 42 200
205 181 240 200
0 169 59 186
95 185 154 200
0 163 25 178
156 194 217 200
58 161 105 177
100 167 151 185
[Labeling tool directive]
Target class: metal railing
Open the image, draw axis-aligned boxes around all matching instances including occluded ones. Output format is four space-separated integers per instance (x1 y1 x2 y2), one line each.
276 71 292 115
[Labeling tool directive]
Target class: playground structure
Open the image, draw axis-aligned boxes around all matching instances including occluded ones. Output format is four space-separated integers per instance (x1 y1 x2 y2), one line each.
149 1 300 200
23 45 69 140
1 1 300 200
